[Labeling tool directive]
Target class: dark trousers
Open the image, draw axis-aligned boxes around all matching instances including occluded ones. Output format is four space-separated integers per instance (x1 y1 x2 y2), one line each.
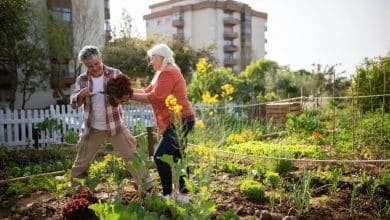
154 119 194 195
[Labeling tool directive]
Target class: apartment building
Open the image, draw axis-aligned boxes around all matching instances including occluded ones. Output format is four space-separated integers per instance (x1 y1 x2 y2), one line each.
143 0 267 73
0 0 110 109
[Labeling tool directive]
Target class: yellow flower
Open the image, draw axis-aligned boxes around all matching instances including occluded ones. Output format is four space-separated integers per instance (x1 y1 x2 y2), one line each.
208 110 214 116
195 120 205 128
221 84 235 97
202 91 219 104
165 94 183 114
104 153 112 160
228 133 245 143
196 58 212 74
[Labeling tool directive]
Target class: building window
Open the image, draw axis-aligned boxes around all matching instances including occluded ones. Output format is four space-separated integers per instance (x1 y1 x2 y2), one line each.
172 12 183 21
104 20 111 31
52 7 71 23
224 40 233 46
241 12 251 21
157 20 161 25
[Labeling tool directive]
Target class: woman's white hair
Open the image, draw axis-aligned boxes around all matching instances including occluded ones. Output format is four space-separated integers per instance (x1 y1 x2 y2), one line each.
148 44 176 84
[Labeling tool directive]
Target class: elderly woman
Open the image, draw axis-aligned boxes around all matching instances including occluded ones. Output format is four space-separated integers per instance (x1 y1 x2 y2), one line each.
131 44 195 202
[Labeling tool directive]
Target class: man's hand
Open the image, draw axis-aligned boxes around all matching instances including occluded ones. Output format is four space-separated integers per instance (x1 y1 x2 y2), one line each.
78 87 92 102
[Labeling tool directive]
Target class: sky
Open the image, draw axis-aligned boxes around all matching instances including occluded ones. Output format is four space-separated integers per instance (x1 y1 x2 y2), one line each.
110 0 390 75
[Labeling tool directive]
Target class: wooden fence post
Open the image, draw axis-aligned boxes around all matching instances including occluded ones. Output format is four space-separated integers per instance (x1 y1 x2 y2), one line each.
146 126 154 157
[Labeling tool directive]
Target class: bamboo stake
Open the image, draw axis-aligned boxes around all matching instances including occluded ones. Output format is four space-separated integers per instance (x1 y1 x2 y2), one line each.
352 81 355 153
332 70 336 147
381 69 386 150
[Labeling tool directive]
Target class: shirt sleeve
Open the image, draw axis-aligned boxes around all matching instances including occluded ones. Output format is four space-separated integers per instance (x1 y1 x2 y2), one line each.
146 70 176 103
70 77 81 109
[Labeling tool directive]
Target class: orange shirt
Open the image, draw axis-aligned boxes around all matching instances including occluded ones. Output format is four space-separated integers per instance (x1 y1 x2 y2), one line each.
145 65 195 134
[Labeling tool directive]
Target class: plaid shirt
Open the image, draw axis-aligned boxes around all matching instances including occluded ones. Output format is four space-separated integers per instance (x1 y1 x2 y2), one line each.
70 65 125 140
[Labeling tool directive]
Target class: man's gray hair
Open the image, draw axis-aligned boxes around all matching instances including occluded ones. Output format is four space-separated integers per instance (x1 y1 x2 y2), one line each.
78 45 101 63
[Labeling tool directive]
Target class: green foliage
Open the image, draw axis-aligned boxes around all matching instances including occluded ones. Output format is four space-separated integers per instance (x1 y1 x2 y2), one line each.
286 111 320 135
240 179 265 201
292 170 312 212
36 118 62 134
63 130 79 144
264 171 281 188
32 164 43 175
267 149 293 174
374 200 390 220
6 182 30 195
225 140 324 159
188 59 238 103
89 200 160 220
217 208 239 220
102 37 154 82
237 59 279 102
9 166 22 178
354 55 390 112
329 167 342 195
103 38 216 86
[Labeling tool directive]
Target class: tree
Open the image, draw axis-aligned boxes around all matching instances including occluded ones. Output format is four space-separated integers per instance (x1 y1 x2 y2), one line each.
0 0 50 109
354 55 390 112
237 59 279 103
102 37 154 85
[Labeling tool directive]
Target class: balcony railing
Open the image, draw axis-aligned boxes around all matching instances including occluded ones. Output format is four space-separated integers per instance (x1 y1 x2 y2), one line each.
223 45 238 52
172 19 184 27
223 17 239 26
223 31 238 39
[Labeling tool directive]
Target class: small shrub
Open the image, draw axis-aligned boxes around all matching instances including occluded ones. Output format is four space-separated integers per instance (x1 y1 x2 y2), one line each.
9 166 22 178
63 130 79 144
264 171 280 188
240 179 265 201
267 149 293 173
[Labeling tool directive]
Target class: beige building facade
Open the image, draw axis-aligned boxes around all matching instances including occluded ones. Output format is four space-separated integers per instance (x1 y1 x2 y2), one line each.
144 0 268 73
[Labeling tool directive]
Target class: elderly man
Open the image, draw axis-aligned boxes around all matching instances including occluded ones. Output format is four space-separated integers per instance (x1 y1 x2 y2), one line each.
70 45 151 190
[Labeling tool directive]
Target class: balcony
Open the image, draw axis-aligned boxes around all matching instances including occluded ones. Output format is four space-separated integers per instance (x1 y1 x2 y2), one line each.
224 58 238 66
224 31 238 39
223 17 239 26
173 33 184 41
223 45 238 52
172 19 184 27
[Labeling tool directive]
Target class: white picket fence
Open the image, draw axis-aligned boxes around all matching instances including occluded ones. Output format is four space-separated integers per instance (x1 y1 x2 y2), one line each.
0 104 156 148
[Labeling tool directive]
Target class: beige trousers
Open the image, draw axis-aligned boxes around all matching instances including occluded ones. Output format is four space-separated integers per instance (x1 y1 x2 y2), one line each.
71 127 149 186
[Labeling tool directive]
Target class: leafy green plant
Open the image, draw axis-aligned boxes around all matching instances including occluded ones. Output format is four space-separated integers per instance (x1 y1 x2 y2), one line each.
240 179 265 201
329 167 342 195
264 171 281 210
89 200 160 219
127 146 155 200
6 182 30 195
63 130 78 144
350 183 362 214
291 170 312 212
374 200 390 220
217 208 239 220
267 149 293 173
9 166 22 178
